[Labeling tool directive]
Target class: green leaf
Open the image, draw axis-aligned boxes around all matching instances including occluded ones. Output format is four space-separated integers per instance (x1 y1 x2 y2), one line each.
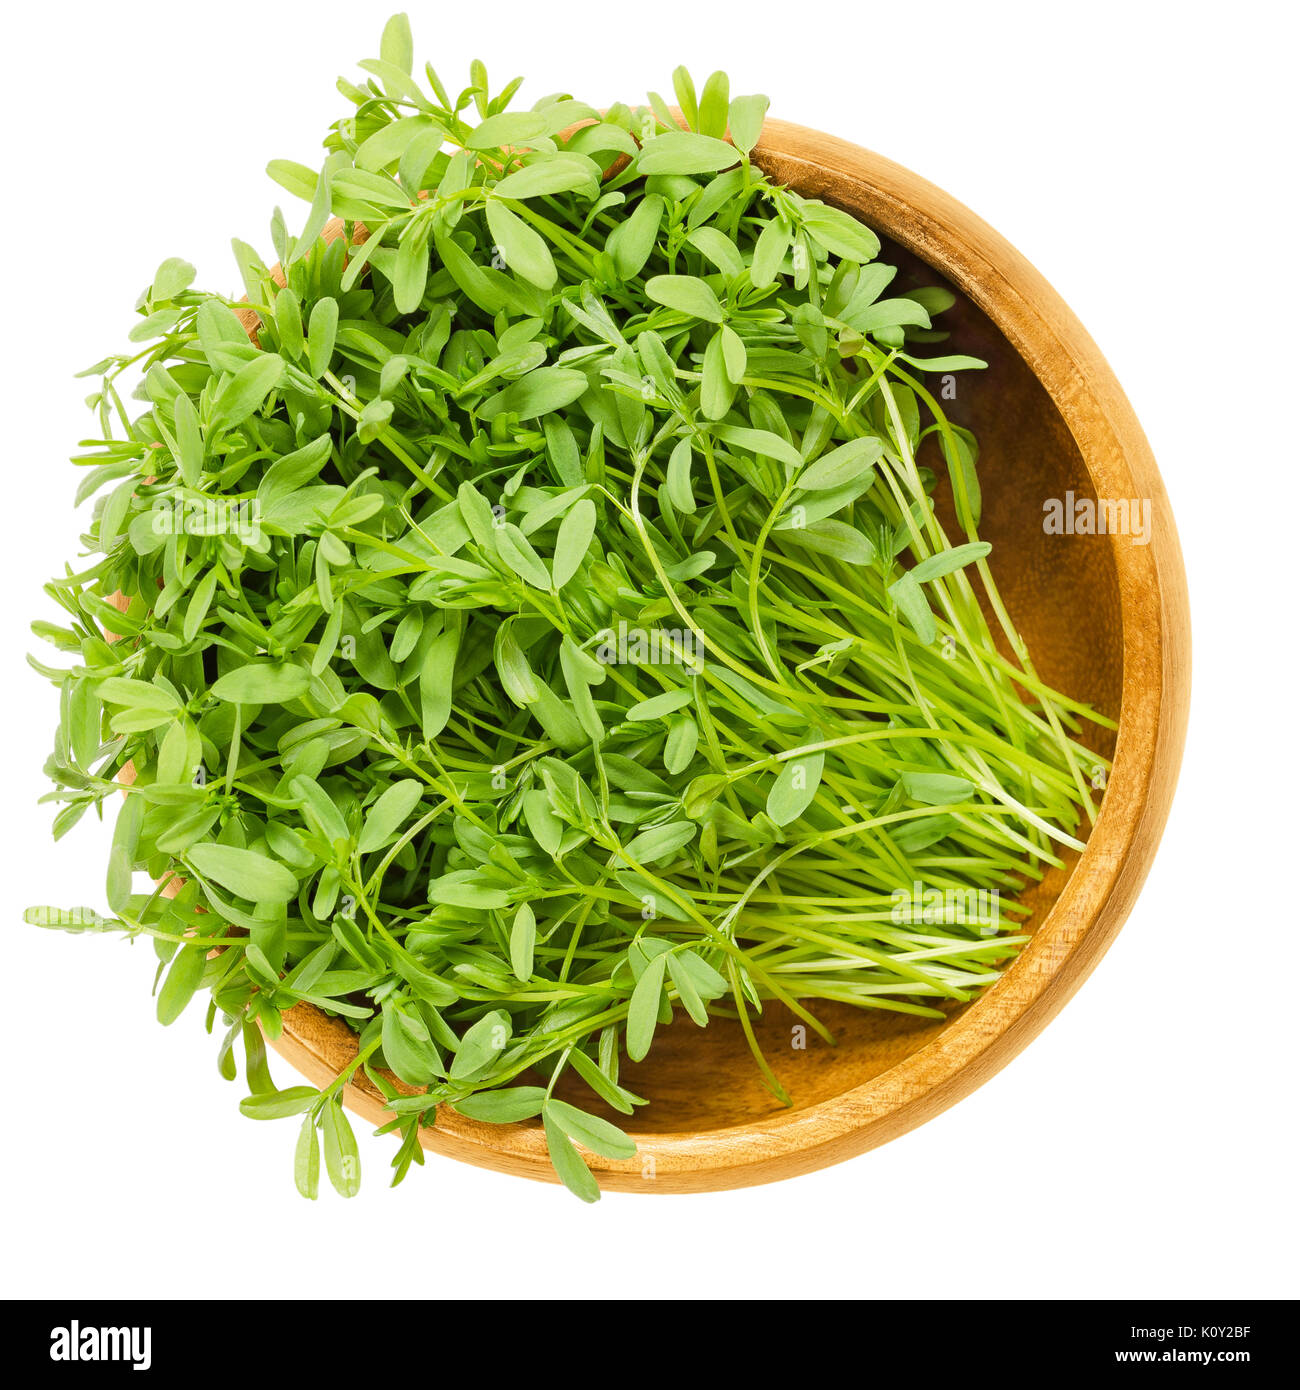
257 433 331 503
294 1115 320 1199
626 952 668 1062
901 772 975 805
666 952 708 1025
719 324 747 383
688 227 745 279
494 157 598 200
909 541 992 583
380 12 414 75
151 257 196 300
767 749 825 826
674 948 728 999
465 112 549 150
751 218 789 289
290 775 350 845
392 226 430 313
212 353 284 430
434 230 505 312
156 943 206 1025
939 427 983 530
188 843 299 903
660 441 696 518
332 168 411 210
887 571 937 644
419 629 459 739
671 66 699 128
696 71 730 139
479 366 588 421
486 199 557 290
240 1086 319 1120
780 518 876 566
450 1008 511 1079
624 820 696 864
801 202 881 263
381 1001 440 1085
645 274 724 323
638 130 737 175
843 297 932 335
900 349 985 373
274 288 305 360
267 159 318 201
522 789 565 856
797 437 883 491
307 298 339 377
715 425 803 471
211 662 310 704
428 872 512 911
543 1110 600 1202
626 688 692 721
494 521 552 589
107 792 143 915
99 677 179 711
607 194 664 280
510 902 536 981
663 713 698 775
358 779 423 854
701 329 735 419
493 625 539 706
356 116 441 174
728 94 769 155
560 640 605 743
358 397 394 443
544 1099 636 1159
552 497 596 588
156 717 200 784
567 1047 640 1114
68 681 102 770
321 1100 361 1197
171 389 204 488
454 1086 547 1122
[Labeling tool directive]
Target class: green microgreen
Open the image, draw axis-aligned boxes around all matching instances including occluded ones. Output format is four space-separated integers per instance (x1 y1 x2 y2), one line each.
25 12 1114 1202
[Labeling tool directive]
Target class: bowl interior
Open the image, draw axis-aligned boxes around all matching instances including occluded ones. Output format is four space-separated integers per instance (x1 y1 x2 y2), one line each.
547 226 1123 1132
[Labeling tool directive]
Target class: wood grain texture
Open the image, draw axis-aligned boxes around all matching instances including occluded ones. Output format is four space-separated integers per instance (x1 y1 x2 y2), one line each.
266 122 1191 1192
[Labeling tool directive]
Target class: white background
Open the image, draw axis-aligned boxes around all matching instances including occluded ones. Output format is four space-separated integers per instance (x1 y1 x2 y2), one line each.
2 0 1294 1301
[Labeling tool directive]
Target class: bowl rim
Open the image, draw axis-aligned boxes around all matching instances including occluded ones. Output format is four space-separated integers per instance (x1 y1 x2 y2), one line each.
270 117 1192 1193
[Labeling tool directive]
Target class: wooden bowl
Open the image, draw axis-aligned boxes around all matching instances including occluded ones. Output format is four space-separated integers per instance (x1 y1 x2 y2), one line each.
271 120 1191 1193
